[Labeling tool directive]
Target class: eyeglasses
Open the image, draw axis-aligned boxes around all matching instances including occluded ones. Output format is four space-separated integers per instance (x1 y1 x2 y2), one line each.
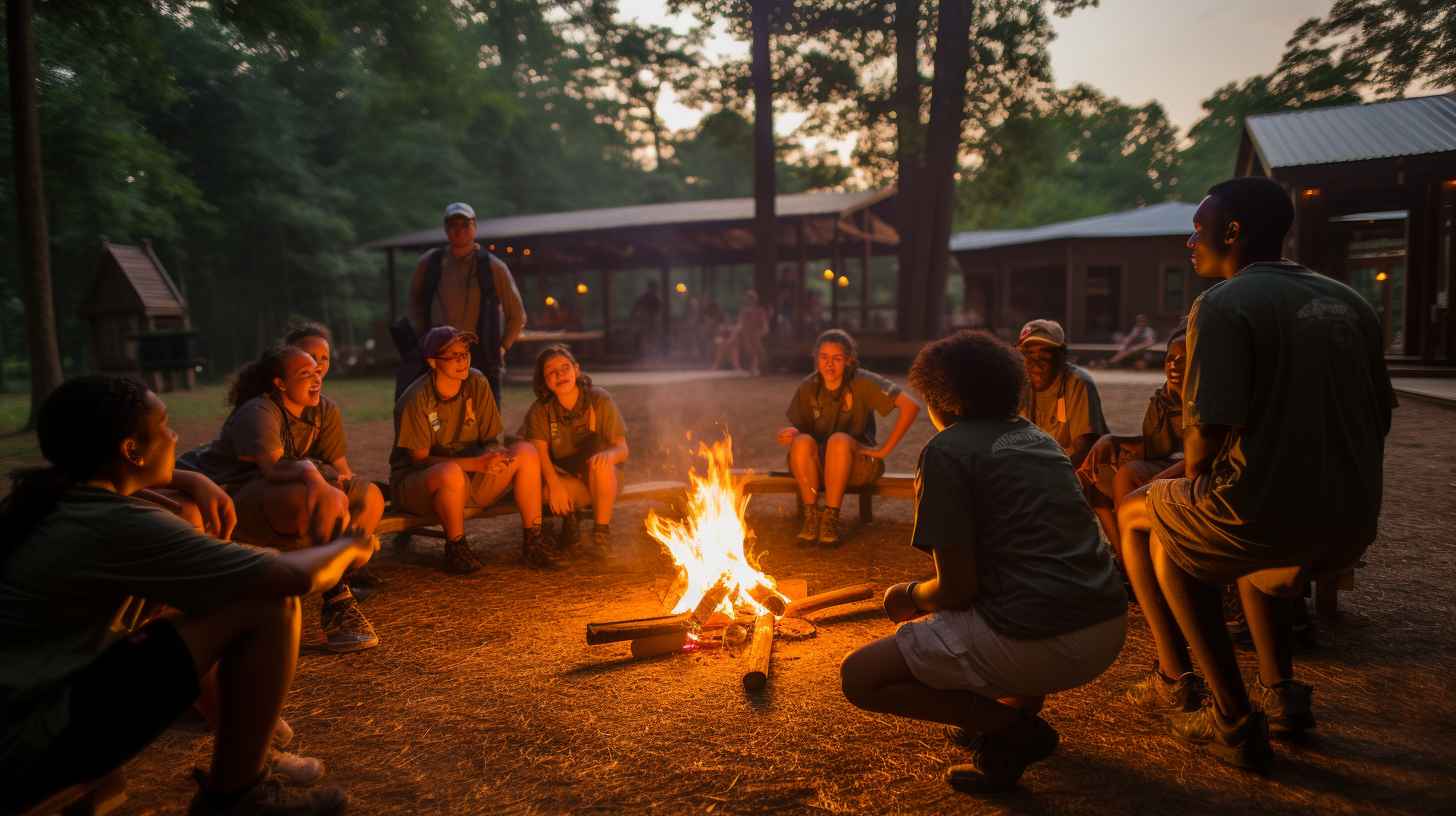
432 352 470 364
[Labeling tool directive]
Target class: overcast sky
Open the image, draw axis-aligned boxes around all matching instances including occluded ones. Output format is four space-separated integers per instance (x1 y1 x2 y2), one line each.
615 0 1336 145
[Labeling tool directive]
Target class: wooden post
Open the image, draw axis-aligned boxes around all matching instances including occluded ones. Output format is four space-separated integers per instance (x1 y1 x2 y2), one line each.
860 209 872 331
386 248 398 325
742 613 774 692
783 583 876 619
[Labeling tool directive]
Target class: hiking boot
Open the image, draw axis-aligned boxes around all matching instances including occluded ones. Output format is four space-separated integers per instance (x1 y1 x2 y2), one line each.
187 769 347 816
1126 663 1203 712
944 714 1060 793
269 750 326 786
558 513 582 553
320 590 379 653
1251 677 1315 738
522 524 563 569
443 536 484 575
1168 703 1274 774
817 506 842 547
796 503 820 544
586 523 612 560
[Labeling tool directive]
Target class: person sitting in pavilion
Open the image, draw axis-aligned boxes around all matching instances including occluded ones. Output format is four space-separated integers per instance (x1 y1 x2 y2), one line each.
839 331 1127 795
178 344 385 654
391 326 554 572
1077 322 1187 554
1016 319 1108 469
0 376 376 815
1116 177 1394 773
520 344 629 561
777 329 919 546
1106 313 1158 368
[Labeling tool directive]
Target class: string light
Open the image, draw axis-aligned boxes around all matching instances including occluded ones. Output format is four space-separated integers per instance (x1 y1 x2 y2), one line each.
506 245 514 254
675 282 688 294
822 269 835 281
523 248 532 257
545 296 557 307
837 275 850 288
1375 272 1389 282
576 283 589 295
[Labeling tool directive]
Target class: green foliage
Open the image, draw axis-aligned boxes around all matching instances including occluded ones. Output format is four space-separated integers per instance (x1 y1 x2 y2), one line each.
1321 0 1456 95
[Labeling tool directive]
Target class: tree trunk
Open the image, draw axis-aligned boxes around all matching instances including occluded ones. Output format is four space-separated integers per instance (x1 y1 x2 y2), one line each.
7 0 64 428
750 0 779 307
894 0 972 340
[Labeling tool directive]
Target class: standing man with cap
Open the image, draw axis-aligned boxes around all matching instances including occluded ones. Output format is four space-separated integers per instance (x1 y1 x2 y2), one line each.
398 202 526 406
1017 319 1108 469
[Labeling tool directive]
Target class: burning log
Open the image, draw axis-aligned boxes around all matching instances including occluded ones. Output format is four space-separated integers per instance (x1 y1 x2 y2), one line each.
585 612 693 645
741 613 775 692
629 630 689 659
690 575 733 624
747 584 788 616
782 583 876 619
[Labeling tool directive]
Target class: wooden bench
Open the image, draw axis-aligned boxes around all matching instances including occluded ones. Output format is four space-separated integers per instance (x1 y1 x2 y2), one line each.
737 470 915 523
21 770 127 816
375 480 690 541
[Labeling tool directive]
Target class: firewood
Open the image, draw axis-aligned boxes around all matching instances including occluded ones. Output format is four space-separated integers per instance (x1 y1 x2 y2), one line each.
585 612 693 645
690 575 732 624
782 583 876 619
747 584 788 616
742 613 774 692
629 631 689 659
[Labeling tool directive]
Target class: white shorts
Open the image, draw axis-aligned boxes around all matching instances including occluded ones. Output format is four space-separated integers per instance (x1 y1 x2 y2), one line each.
895 608 1126 699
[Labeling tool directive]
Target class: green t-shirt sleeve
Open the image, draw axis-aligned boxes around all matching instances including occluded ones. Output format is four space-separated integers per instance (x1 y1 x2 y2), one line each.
859 371 902 416
227 398 283 461
84 501 276 615
395 392 434 454
910 445 973 555
312 399 347 462
596 391 627 442
520 401 550 442
1184 295 1251 428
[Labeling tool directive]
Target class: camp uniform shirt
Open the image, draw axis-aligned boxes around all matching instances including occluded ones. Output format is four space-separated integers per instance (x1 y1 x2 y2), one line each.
785 369 902 447
1179 261 1394 545
0 488 274 767
910 418 1127 640
1020 365 1109 455
518 386 627 465
1140 386 1184 461
178 395 344 489
390 369 504 478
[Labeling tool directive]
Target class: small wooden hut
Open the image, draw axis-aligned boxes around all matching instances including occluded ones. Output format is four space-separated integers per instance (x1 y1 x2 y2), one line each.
78 240 197 390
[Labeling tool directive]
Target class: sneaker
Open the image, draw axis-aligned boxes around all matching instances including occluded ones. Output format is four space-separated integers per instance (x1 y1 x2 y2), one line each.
320 591 379 653
817 506 842 547
1126 663 1203 712
558 513 581 552
522 524 563 569
586 523 612 560
269 750 326 786
944 714 1060 793
1251 677 1315 737
443 536 484 575
188 770 347 815
1168 703 1274 774
272 718 294 750
796 503 820 544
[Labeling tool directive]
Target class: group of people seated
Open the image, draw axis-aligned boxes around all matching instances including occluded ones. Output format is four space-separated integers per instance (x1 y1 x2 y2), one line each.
1 177 1395 811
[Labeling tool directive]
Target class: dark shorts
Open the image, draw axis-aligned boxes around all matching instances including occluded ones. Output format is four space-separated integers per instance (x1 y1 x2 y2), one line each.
1147 477 1369 585
391 468 511 516
3 620 199 812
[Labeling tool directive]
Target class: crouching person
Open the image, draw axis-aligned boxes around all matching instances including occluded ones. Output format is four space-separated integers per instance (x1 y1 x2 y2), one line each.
391 326 553 572
522 345 629 560
178 344 384 654
0 376 376 815
840 332 1127 794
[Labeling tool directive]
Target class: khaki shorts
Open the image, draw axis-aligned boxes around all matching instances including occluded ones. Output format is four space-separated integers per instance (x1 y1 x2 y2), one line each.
787 443 885 490
230 475 375 551
391 468 511 517
896 609 1125 699
1148 477 1369 585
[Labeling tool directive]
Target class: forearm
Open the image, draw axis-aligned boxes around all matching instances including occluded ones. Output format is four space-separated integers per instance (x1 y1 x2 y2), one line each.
908 575 975 613
494 261 526 348
166 468 216 494
531 441 563 489
877 398 920 454
257 458 327 485
330 457 354 480
1068 435 1097 469
601 441 629 465
263 538 368 596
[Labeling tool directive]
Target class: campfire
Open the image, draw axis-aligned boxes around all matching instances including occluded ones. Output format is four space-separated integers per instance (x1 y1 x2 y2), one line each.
585 437 874 694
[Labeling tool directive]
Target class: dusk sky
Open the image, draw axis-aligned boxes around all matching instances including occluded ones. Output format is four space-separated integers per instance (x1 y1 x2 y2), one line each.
618 0 1336 148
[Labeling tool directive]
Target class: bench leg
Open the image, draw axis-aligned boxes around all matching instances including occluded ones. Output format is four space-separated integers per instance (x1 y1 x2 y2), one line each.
61 769 126 816
858 493 873 524
1315 575 1339 620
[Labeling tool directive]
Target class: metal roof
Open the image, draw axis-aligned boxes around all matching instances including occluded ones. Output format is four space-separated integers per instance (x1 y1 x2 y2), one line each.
949 201 1197 253
81 242 188 316
1245 93 1456 169
1328 210 1408 223
365 188 895 252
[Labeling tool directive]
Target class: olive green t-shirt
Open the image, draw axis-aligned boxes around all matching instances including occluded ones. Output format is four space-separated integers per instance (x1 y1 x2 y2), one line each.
390 369 504 477
1180 262 1394 542
785 369 901 447
178 395 345 488
519 386 626 464
0 488 274 766
910 418 1126 639
1140 386 1184 461
1019 365 1109 454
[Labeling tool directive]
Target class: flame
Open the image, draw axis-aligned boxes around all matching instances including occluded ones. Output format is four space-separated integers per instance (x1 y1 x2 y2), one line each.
645 436 781 618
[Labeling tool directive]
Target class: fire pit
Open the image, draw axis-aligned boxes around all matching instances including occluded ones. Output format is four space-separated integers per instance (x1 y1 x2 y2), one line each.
585 437 875 694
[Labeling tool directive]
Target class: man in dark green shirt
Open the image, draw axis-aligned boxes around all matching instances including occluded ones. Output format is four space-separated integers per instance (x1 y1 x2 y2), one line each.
1117 177 1394 774
777 330 920 546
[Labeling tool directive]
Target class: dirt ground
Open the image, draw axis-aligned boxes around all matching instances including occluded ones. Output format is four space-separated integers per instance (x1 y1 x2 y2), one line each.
18 373 1456 814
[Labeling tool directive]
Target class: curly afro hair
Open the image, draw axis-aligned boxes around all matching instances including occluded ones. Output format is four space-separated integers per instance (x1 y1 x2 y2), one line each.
909 330 1025 422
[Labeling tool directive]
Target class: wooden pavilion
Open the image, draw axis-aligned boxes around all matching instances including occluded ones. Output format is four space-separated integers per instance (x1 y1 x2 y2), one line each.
78 241 198 390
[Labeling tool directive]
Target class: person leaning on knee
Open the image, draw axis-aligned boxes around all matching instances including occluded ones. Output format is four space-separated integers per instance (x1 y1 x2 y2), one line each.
0 376 377 815
777 329 919 547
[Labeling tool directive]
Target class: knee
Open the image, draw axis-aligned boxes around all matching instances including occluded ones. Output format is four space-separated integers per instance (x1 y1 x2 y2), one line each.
838 650 875 709
1116 488 1150 533
248 593 302 630
511 441 540 472
825 432 854 453
430 461 466 492
363 483 385 514
788 434 816 460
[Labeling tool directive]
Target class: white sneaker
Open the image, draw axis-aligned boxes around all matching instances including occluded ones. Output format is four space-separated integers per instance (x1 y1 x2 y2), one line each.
269 749 326 786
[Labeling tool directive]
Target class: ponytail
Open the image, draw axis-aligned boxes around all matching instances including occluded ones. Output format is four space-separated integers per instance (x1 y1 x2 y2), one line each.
226 345 306 410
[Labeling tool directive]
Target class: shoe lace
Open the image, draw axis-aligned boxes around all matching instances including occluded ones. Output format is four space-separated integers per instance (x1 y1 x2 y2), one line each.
326 600 370 632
